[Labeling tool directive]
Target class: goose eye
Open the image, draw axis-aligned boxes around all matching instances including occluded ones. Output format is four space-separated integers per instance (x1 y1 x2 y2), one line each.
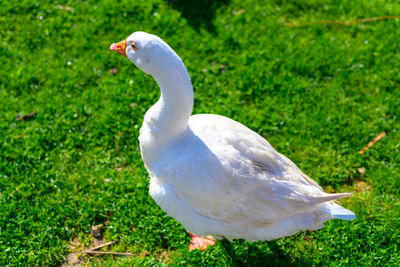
130 42 138 50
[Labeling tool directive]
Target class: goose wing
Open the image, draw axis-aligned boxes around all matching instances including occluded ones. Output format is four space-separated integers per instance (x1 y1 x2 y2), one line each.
158 114 350 227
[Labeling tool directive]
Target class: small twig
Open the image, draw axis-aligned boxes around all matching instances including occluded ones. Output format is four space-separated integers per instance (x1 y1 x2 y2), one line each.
359 132 386 154
83 239 133 257
84 251 134 256
85 240 118 252
285 16 400 27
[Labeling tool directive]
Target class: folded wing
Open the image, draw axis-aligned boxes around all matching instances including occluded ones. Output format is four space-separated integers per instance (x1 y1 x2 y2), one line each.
156 114 350 227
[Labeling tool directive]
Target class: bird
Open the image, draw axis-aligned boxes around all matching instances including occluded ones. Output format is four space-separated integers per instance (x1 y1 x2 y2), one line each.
110 31 355 250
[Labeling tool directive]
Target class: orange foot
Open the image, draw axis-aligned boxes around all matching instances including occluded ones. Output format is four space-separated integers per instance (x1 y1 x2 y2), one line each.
189 232 216 251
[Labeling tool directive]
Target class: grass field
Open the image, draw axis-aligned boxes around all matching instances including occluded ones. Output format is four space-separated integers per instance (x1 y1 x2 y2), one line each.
1 0 400 266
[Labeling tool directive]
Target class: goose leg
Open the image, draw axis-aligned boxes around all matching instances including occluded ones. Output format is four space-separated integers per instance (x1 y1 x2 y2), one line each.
188 232 216 250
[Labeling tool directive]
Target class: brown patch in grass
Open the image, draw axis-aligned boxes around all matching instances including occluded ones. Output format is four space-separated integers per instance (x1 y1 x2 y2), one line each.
156 250 174 261
62 233 177 266
324 185 336 193
355 180 371 192
138 251 150 258
61 238 85 267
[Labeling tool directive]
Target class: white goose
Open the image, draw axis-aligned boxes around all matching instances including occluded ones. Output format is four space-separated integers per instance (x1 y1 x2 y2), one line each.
110 32 355 249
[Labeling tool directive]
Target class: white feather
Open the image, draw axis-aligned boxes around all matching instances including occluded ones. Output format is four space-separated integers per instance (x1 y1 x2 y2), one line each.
321 203 356 221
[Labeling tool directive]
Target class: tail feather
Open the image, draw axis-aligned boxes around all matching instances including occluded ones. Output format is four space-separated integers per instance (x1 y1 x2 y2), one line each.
322 203 356 221
313 192 353 204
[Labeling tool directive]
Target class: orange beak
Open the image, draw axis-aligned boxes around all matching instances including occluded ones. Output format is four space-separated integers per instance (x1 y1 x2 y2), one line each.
110 39 127 57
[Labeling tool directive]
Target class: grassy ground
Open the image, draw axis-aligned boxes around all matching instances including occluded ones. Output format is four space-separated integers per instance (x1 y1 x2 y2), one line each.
1 0 400 266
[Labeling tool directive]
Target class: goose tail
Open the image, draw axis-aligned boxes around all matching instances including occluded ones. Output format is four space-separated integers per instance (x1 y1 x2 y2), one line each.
321 203 356 221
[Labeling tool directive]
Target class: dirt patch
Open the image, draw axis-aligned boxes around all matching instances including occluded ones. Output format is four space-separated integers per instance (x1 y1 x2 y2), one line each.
156 250 174 261
61 228 176 266
61 239 85 267
355 180 371 192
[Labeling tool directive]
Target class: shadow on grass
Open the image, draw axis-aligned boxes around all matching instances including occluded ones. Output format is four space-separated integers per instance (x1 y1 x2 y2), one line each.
170 0 230 32
221 239 313 267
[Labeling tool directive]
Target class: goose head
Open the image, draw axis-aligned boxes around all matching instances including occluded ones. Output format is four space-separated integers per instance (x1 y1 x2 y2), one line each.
110 31 181 76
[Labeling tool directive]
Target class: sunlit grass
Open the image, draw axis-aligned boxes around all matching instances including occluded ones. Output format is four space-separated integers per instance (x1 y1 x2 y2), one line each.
0 0 399 265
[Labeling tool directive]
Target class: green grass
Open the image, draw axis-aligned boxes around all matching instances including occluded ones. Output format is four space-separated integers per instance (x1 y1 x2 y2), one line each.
1 0 400 266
